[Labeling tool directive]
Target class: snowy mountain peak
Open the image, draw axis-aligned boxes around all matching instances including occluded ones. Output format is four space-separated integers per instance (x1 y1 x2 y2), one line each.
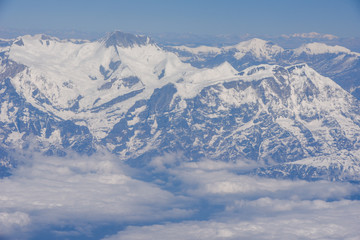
101 31 152 48
169 38 283 61
233 38 269 48
226 38 284 60
294 42 359 56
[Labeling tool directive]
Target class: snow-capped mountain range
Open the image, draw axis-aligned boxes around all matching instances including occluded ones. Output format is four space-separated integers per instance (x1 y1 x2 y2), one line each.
1 31 360 181
170 38 360 99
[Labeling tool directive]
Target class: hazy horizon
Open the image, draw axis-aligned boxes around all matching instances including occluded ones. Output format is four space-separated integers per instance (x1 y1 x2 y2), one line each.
0 0 359 37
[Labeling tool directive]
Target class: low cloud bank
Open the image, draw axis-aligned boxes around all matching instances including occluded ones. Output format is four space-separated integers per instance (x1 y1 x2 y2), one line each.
0 151 359 239
0 151 191 239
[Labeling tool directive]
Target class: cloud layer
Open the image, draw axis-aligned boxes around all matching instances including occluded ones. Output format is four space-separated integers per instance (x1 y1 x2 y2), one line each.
0 152 191 239
0 151 359 239
104 203 360 240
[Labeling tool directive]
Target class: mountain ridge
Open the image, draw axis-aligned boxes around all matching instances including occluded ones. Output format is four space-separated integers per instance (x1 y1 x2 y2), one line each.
1 31 360 181
169 37 360 100
101 31 152 48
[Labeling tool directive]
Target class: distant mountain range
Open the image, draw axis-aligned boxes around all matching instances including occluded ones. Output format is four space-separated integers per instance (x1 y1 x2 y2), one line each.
169 38 360 99
1 31 360 181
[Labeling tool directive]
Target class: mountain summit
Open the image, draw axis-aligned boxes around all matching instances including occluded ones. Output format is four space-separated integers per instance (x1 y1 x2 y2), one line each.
101 31 152 48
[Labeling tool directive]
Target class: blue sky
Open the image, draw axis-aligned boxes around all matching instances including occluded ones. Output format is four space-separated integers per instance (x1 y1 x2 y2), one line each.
0 0 360 37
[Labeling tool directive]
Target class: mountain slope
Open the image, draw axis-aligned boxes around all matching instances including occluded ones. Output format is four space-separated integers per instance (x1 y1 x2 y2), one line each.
255 149 360 182
103 63 360 166
1 32 360 181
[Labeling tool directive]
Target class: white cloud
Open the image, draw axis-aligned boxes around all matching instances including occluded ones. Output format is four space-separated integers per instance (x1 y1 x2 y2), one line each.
0 151 192 238
0 211 30 237
104 157 360 240
167 159 357 201
1 152 360 239
103 199 360 240
281 32 339 40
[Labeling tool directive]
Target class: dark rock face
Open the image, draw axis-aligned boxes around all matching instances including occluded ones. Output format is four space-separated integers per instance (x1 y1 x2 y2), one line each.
103 31 151 48
0 146 12 178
